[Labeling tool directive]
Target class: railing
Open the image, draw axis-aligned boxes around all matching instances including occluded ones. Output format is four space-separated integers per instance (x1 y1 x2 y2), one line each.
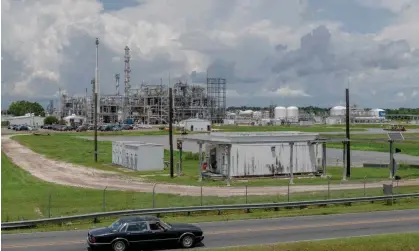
2 193 418 230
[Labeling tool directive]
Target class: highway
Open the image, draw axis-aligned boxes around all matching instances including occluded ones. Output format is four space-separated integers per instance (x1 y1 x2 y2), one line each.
2 209 419 251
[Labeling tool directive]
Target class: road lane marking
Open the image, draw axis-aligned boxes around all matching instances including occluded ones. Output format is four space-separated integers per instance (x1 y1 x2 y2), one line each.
3 216 419 249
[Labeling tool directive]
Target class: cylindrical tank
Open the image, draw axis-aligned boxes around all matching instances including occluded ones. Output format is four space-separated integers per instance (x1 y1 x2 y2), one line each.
274 106 287 120
286 106 299 122
371 108 385 118
330 106 346 116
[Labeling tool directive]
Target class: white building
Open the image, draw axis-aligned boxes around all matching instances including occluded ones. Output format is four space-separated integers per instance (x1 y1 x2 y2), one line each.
6 113 45 127
180 118 211 132
181 132 323 180
112 141 164 171
63 114 85 126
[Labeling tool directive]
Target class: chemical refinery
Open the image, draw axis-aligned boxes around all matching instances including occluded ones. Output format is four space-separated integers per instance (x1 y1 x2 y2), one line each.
56 45 227 125
49 45 414 127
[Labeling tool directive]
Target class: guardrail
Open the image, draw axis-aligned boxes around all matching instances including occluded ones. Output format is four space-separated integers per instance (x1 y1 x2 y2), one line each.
2 193 418 230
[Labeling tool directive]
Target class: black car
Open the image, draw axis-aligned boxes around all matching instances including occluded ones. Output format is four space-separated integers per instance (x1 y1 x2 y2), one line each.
86 216 204 251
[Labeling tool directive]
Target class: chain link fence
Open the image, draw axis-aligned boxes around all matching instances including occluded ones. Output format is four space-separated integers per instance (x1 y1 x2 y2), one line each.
3 178 415 222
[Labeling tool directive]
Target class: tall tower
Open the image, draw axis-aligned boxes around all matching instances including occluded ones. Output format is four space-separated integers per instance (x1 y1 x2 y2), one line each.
123 46 131 122
115 73 120 95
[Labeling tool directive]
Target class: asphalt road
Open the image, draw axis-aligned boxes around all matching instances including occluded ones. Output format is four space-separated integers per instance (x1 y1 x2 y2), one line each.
3 209 419 251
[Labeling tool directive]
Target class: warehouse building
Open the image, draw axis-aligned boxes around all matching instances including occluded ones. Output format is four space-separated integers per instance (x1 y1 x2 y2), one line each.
6 113 45 127
180 131 330 185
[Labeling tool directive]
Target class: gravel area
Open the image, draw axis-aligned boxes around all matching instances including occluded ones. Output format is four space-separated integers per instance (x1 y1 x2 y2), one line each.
2 135 419 196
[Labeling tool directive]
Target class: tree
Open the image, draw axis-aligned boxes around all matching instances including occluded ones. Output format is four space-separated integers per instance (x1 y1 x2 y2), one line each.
44 116 59 125
8 101 45 117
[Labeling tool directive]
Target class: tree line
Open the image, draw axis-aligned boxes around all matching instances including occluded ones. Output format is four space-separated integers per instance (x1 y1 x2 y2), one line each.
3 101 45 117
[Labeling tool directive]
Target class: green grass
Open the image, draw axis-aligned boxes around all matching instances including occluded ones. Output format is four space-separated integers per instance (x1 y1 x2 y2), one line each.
202 232 419 251
326 123 419 129
11 134 419 186
213 125 366 132
324 133 419 157
2 152 419 223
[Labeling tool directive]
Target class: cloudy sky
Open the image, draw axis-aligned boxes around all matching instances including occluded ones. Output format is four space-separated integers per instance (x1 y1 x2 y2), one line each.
2 0 419 108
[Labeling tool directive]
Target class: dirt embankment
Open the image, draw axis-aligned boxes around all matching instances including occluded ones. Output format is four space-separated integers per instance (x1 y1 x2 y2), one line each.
2 135 419 197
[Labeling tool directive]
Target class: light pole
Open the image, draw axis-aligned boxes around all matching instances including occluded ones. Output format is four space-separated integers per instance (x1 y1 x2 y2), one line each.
94 38 99 162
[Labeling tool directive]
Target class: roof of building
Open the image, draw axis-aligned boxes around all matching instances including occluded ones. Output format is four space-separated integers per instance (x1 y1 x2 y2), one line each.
180 131 330 144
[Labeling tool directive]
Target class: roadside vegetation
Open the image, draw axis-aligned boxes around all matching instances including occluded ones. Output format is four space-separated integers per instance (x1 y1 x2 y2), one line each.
2 152 419 227
203 232 419 251
11 134 419 186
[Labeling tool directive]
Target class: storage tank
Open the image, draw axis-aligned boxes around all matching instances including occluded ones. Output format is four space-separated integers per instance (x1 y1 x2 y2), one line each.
274 106 287 120
330 106 346 116
239 110 253 116
286 106 299 122
371 108 385 118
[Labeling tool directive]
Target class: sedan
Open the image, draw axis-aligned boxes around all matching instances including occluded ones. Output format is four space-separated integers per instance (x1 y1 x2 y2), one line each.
86 215 204 251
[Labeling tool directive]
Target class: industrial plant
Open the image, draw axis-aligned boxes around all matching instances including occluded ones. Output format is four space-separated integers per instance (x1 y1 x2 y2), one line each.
56 45 227 125
38 44 417 128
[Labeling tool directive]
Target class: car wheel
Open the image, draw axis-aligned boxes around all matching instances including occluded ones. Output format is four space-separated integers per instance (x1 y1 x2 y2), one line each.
180 234 195 248
112 240 127 251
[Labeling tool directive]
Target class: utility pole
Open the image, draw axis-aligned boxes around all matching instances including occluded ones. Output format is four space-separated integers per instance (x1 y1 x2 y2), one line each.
169 88 174 178
345 88 351 178
94 38 99 162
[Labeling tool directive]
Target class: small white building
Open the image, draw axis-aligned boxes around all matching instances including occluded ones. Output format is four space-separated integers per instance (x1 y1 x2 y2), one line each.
180 118 211 132
63 114 85 126
6 113 45 127
181 132 325 181
112 141 164 171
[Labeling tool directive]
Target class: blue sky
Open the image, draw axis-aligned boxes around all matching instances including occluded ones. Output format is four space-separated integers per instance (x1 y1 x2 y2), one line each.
2 0 418 109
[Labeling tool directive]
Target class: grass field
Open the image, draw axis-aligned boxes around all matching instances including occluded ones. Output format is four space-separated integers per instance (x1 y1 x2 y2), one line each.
11 134 419 186
203 232 419 251
326 133 419 157
2 152 419 223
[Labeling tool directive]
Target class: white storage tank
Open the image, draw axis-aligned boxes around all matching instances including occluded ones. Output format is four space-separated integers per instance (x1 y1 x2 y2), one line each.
330 106 346 116
274 106 287 120
239 110 253 116
286 106 299 122
371 108 385 118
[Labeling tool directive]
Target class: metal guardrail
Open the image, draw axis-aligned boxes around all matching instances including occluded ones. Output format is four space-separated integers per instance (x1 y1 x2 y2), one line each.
2 193 418 230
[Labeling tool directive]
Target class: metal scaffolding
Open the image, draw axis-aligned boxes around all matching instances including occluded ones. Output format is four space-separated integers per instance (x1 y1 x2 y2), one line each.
58 46 228 125
206 77 227 124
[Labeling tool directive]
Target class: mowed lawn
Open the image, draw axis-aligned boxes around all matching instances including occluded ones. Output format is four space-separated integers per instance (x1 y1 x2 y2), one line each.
10 134 419 187
203 232 419 251
326 133 419 157
2 152 419 221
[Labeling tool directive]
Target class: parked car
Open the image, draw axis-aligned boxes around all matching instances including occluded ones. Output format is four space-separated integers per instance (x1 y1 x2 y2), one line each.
86 216 204 251
76 125 88 132
112 125 122 131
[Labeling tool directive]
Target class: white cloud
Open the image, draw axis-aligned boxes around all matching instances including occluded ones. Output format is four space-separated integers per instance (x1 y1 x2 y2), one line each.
1 0 419 108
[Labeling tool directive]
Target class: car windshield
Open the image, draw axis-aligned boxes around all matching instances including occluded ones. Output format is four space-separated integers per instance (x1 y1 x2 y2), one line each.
108 220 123 232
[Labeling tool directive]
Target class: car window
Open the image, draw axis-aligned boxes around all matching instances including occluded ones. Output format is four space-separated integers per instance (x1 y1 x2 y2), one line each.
127 222 148 232
149 222 163 231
